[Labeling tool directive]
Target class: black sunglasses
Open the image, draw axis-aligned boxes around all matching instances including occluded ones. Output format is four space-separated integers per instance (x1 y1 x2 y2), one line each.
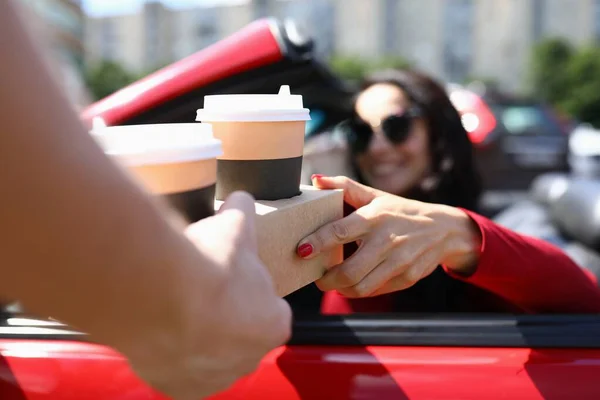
335 107 423 154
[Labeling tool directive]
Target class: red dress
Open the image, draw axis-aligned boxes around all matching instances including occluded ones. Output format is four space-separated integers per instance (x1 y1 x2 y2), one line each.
322 209 600 314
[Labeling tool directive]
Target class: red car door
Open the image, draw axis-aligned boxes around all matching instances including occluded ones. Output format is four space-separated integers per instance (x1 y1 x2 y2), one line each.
213 348 600 400
213 314 600 400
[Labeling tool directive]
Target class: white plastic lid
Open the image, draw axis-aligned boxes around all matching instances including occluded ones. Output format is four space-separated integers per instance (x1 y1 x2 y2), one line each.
195 85 311 122
90 123 222 166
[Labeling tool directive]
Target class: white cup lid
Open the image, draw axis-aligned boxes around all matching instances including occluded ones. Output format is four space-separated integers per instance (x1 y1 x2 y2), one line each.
195 85 311 122
91 123 222 166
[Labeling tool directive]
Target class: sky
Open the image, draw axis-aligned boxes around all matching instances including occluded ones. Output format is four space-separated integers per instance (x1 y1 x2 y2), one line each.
83 0 248 17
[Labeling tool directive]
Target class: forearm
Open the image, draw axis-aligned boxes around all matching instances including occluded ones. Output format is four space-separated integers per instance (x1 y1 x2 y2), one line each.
9 199 209 342
0 0 218 346
441 208 600 313
431 205 482 275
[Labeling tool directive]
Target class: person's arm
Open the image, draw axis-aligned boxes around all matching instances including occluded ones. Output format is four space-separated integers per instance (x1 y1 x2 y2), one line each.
442 209 600 313
0 0 205 346
299 175 600 315
322 207 600 315
0 2 290 399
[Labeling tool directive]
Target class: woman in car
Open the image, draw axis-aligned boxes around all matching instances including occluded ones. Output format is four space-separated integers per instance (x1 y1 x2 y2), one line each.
296 69 600 314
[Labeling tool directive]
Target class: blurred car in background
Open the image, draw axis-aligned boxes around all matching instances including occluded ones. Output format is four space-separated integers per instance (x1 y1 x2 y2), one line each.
447 83 573 217
569 123 600 178
447 83 572 214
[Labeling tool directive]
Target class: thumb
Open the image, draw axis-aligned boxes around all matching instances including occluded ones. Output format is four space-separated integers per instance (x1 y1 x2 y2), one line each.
312 175 382 209
218 191 258 252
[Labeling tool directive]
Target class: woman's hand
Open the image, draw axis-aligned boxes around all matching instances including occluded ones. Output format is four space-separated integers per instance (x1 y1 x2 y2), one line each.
297 175 482 298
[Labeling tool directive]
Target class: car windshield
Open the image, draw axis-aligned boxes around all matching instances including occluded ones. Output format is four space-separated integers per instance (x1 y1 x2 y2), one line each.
491 104 564 136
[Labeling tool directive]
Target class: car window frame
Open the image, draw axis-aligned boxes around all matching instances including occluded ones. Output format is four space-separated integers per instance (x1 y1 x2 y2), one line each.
4 312 600 349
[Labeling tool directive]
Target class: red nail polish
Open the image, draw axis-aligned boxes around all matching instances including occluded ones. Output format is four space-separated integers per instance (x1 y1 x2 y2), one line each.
311 174 324 180
297 243 314 258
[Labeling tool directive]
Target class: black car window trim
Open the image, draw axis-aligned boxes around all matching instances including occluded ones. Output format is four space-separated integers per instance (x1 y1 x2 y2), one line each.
3 313 600 349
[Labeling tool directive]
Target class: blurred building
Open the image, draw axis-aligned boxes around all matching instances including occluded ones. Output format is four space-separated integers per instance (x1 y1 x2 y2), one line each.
21 0 90 108
171 2 254 61
471 0 600 93
84 0 600 94
280 0 335 59
86 1 259 70
85 0 400 72
597 0 600 40
253 0 273 19
85 1 174 73
470 0 534 93
327 0 404 58
172 6 220 61
388 0 600 92
392 0 444 77
443 0 474 83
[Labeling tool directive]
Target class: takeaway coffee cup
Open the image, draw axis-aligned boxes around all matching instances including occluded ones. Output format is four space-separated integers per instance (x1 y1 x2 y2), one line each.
195 85 311 201
91 123 222 222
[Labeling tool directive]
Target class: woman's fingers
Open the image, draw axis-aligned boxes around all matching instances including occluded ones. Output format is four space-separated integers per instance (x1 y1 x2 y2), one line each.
315 239 385 291
364 251 441 298
297 208 371 259
336 258 409 298
312 175 383 209
335 248 442 298
366 274 422 298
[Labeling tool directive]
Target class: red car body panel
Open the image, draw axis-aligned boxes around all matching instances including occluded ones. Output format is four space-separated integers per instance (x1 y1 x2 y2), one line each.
0 340 599 400
80 19 283 128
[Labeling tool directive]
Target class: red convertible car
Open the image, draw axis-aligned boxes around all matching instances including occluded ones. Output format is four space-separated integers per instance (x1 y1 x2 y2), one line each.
1 18 600 400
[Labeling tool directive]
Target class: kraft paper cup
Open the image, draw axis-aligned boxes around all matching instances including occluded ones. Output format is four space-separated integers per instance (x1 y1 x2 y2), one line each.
196 85 311 201
92 123 222 222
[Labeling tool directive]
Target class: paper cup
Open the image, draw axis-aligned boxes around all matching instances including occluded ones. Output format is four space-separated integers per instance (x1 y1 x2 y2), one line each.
92 123 222 222
196 85 311 201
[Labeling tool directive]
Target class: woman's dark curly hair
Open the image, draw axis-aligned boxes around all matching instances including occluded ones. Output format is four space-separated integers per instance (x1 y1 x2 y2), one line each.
350 69 483 212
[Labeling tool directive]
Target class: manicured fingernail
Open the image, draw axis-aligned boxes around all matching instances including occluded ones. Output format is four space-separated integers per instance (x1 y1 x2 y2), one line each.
297 243 314 258
311 174 324 181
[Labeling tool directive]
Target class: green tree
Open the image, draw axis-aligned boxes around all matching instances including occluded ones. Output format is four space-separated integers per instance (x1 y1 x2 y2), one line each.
84 61 139 101
560 46 600 127
529 38 574 105
329 55 371 81
375 56 412 71
530 37 600 127
139 60 172 78
329 54 412 82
